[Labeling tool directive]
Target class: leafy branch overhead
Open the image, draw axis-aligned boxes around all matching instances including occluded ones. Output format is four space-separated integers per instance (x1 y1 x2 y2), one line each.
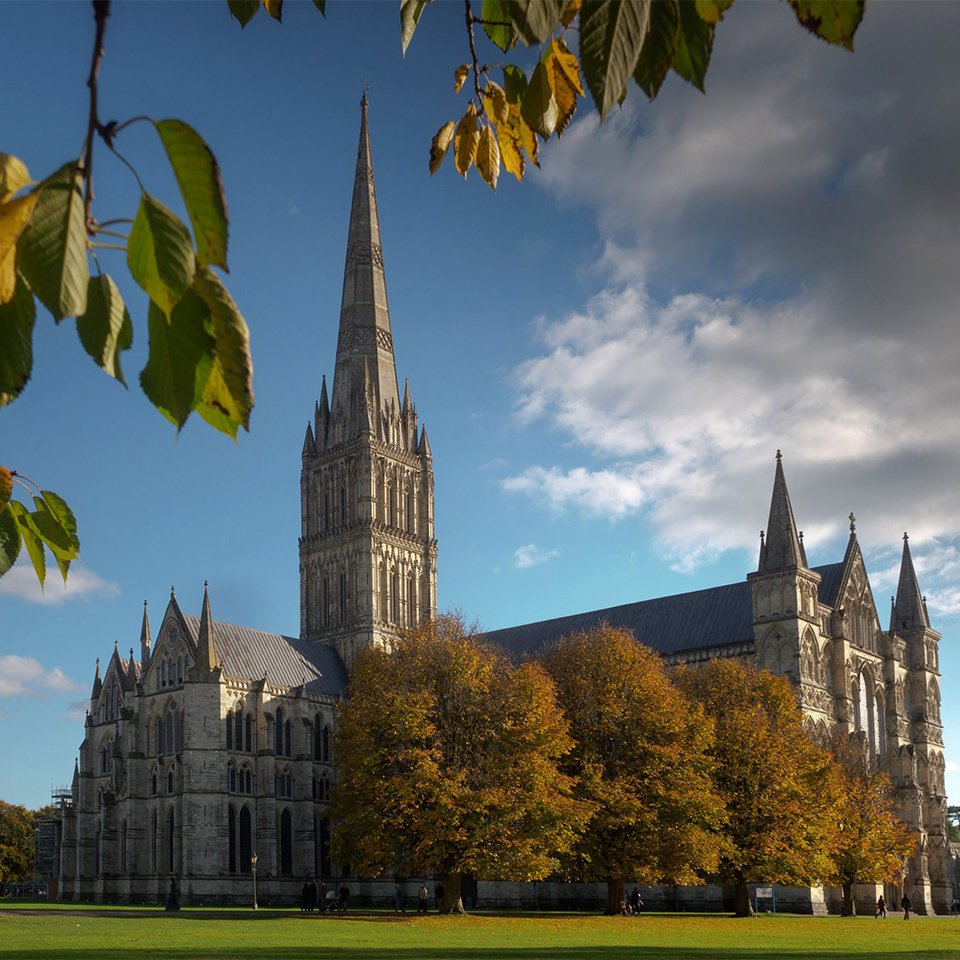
415 0 864 189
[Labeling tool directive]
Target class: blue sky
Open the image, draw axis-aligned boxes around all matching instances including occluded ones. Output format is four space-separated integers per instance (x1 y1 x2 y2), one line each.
2 1 959 809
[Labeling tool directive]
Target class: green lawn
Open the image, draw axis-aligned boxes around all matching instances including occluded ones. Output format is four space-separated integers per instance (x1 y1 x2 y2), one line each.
0 909 957 960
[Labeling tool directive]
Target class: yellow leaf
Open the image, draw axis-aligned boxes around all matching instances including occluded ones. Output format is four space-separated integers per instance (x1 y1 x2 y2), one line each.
552 37 585 96
560 0 581 27
476 125 501 191
496 119 525 183
261 0 282 20
0 155 32 203
513 105 540 168
454 64 471 94
429 121 456 175
454 104 479 178
0 465 11 514
545 43 579 138
484 82 509 125
0 192 38 305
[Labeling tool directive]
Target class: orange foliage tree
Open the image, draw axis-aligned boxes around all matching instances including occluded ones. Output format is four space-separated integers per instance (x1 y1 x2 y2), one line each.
543 625 725 914
676 659 835 916
330 613 588 913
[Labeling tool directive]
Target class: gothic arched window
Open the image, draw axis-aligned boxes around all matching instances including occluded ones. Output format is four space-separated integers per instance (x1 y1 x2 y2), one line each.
279 808 293 876
239 806 253 873
167 808 176 873
275 707 284 754
228 804 237 873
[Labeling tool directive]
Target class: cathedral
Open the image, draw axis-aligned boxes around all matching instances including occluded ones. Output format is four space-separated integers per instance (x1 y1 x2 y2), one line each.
58 99 954 913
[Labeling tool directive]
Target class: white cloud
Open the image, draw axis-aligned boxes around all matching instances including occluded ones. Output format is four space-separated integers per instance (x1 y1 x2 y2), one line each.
0 655 81 699
945 759 959 774
513 544 560 570
503 3 960 597
0 562 120 605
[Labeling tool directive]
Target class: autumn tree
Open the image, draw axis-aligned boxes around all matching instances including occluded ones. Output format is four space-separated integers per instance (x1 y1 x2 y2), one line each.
824 734 914 917
330 613 587 913
0 801 36 886
675 659 835 917
543 625 725 914
1 0 865 587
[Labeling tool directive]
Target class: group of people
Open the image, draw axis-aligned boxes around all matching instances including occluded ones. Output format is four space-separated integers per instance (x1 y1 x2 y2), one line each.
620 888 644 916
299 879 350 913
394 880 445 913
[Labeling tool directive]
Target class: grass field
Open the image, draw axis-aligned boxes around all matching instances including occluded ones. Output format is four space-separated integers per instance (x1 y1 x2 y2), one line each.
0 907 957 960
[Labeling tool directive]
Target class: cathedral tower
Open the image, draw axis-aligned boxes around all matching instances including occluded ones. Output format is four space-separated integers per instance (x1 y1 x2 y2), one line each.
748 452 826 713
299 96 437 669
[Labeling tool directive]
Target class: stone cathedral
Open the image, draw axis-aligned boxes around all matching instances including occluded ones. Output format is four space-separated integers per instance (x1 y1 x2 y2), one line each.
59 100 954 912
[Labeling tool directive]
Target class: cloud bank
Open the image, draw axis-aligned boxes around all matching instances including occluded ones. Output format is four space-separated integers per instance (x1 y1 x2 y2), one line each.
503 3 960 599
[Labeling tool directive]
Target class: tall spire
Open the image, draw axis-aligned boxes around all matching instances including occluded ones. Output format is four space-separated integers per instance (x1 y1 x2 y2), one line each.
91 658 102 699
892 533 930 631
197 581 218 673
139 600 151 667
331 94 400 433
758 450 805 573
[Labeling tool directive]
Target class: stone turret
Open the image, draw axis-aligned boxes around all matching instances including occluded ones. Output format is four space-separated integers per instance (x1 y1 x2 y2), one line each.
748 452 822 693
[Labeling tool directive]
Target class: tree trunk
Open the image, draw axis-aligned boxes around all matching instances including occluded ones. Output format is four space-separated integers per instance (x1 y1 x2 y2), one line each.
733 876 755 917
841 880 855 916
606 878 625 915
442 871 465 914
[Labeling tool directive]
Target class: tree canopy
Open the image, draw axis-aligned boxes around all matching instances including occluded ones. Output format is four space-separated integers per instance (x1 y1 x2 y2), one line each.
543 624 725 913
330 613 587 912
675 659 836 916
0 800 36 885
824 734 914 916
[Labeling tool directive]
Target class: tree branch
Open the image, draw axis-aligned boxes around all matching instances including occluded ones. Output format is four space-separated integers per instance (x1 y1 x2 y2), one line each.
84 0 111 232
464 0 484 111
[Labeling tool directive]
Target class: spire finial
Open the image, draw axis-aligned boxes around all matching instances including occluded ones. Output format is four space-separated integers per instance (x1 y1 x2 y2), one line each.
849 512 856 533
903 531 909 543
799 530 804 543
114 638 118 651
171 585 176 598
760 530 765 544
361 85 368 110
775 449 782 461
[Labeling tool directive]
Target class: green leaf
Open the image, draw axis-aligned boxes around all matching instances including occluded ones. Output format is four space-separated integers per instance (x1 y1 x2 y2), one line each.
634 0 679 100
0 273 36 407
579 0 652 120
694 0 732 24
503 0 565 44
520 60 559 139
228 0 260 26
127 193 196 317
788 0 863 50
482 0 518 52
16 161 89 321
154 119 229 271
401 0 429 55
503 65 528 105
193 267 254 437
76 274 133 386
672 0 715 92
28 498 77 568
7 500 44 588
0 154 32 203
140 295 214 430
0 504 21 578
35 490 79 559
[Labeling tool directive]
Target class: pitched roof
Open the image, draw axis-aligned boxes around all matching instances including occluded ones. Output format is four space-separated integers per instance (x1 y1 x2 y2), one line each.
483 559 848 663
482 580 756 662
813 561 844 608
181 616 348 698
